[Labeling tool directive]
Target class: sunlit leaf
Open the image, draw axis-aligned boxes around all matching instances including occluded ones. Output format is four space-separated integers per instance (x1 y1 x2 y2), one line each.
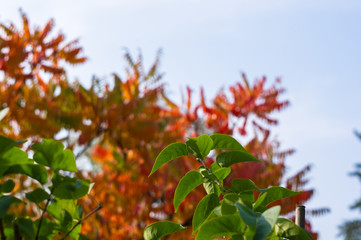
174 170 203 212
192 193 219 233
32 139 77 172
210 134 245 151
149 143 188 176
254 187 300 212
188 134 213 160
196 215 245 240
232 178 260 193
216 150 260 167
274 218 314 240
144 221 186 240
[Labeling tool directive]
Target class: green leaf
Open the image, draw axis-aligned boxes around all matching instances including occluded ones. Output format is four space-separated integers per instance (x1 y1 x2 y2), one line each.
79 233 91 240
210 162 221 172
216 150 260 167
3 164 48 184
186 138 203 160
174 170 203 212
229 234 244 240
57 199 78 218
3 227 14 239
0 147 30 167
236 203 280 240
213 205 222 217
238 191 255 208
76 205 84 220
192 193 219 233
60 210 73 233
210 134 246 151
203 180 221 197
149 143 188 176
58 209 73 234
52 174 90 199
67 222 81 240
232 178 260 193
195 215 245 240
274 218 314 240
0 179 15 193
15 217 35 240
143 221 186 240
32 139 77 172
0 135 26 156
231 178 259 208
26 188 50 204
254 187 300 212
254 206 281 240
236 202 258 229
221 194 243 216
213 167 231 181
188 135 213 160
0 196 21 218
47 200 63 220
34 218 58 240
198 167 222 196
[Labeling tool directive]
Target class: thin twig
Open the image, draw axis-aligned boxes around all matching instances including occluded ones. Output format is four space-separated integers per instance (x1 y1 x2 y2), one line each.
196 157 228 194
61 203 103 240
35 194 52 240
88 194 100 206
0 219 6 240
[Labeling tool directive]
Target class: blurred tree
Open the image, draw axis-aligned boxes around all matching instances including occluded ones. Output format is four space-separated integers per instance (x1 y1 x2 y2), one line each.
339 131 361 240
0 12 327 239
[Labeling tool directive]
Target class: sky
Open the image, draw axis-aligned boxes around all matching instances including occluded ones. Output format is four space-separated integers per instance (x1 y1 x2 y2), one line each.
1 0 361 239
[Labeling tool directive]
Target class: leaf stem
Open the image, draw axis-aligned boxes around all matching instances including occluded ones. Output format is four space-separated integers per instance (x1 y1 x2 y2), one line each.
196 158 228 194
61 203 103 240
0 219 6 240
35 193 52 240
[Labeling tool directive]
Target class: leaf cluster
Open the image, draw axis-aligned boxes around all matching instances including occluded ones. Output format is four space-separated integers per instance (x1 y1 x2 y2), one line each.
0 135 100 240
145 134 313 240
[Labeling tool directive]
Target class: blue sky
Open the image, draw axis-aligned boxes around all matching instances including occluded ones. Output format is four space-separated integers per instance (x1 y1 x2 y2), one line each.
1 0 361 239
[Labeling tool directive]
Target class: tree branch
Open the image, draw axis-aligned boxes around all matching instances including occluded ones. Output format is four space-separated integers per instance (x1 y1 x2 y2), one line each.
61 202 103 240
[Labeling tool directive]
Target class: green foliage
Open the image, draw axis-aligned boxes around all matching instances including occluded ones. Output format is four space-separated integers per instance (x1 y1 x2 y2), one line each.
143 221 186 240
192 193 219 233
149 142 188 176
32 139 77 172
174 170 203 212
146 134 313 240
253 187 300 212
0 135 101 240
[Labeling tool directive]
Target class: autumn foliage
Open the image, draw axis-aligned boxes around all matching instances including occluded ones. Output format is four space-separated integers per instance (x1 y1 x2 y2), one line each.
0 12 327 239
